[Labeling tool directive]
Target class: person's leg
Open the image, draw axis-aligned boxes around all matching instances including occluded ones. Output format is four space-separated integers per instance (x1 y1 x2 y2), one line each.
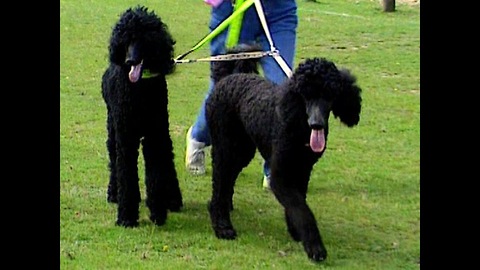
259 3 298 84
256 1 298 187
185 79 212 175
190 79 214 146
186 2 232 175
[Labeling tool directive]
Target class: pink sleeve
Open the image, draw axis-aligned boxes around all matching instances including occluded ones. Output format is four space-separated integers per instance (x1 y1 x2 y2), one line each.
204 0 224 8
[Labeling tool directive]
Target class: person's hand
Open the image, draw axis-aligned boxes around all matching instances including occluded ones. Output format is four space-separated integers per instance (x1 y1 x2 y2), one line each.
204 0 224 8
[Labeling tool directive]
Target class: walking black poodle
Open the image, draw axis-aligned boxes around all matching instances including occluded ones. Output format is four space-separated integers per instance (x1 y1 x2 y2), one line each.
205 49 363 262
101 6 183 227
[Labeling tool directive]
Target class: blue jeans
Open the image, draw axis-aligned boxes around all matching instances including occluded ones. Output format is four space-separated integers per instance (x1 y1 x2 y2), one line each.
191 0 298 177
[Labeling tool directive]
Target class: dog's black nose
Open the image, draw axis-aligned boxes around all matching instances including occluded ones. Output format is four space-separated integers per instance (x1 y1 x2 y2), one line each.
125 59 142 66
309 123 324 130
125 42 143 66
125 59 135 66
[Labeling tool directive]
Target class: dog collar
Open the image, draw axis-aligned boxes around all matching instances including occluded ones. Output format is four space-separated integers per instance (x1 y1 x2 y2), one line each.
142 69 160 79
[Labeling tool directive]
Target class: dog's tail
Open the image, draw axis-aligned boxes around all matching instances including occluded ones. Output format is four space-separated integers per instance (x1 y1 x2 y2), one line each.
210 43 261 83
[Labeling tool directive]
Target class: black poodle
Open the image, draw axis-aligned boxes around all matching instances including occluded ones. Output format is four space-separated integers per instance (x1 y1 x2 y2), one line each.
101 6 183 227
206 49 362 262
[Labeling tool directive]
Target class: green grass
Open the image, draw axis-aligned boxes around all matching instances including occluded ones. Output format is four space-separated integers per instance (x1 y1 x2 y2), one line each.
60 0 420 269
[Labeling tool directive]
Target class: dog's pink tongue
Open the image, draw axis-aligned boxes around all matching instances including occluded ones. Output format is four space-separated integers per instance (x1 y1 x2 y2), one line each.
310 129 325 153
129 63 142 83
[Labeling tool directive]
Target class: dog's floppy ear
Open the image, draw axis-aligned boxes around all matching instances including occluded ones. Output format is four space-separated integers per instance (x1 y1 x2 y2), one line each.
108 28 127 66
332 68 362 127
108 7 136 66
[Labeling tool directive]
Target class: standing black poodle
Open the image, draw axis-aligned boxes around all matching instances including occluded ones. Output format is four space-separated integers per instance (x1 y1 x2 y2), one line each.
101 6 183 227
206 52 362 262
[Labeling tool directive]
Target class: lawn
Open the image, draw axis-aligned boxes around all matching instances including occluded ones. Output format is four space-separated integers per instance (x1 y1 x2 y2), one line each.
60 0 420 269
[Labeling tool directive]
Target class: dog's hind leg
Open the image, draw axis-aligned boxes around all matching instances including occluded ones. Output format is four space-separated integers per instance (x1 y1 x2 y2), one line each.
208 129 256 239
142 133 183 226
143 136 173 225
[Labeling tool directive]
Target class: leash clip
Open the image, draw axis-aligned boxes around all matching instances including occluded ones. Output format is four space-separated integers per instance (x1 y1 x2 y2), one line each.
268 49 279 57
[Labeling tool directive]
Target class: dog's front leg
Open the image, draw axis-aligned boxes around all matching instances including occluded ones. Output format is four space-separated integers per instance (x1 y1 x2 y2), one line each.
270 172 327 262
284 202 327 262
114 133 141 227
106 115 118 203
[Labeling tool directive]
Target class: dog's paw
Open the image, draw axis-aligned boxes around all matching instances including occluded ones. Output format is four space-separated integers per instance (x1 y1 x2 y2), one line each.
303 242 327 262
116 218 139 228
214 227 237 240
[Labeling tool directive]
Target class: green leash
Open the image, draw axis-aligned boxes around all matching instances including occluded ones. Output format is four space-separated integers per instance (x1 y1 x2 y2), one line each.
174 0 292 77
226 0 245 48
175 0 254 61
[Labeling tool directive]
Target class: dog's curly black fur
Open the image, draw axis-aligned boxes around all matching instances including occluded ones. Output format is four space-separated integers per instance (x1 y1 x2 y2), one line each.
101 6 183 227
206 47 362 262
